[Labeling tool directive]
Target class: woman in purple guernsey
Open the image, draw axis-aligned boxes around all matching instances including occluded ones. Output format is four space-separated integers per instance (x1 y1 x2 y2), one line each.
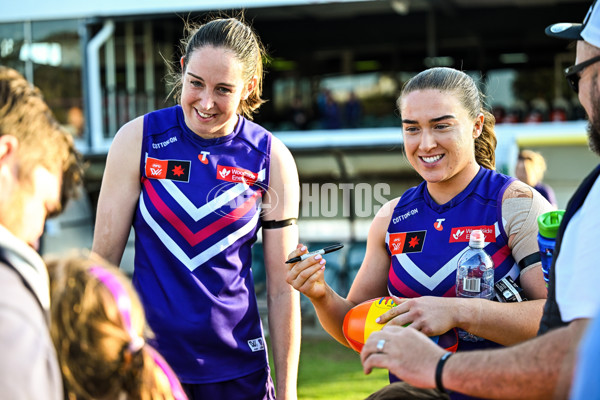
287 68 551 400
92 17 301 400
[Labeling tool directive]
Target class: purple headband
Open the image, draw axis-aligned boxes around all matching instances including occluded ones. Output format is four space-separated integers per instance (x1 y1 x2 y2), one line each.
88 266 188 400
88 266 143 351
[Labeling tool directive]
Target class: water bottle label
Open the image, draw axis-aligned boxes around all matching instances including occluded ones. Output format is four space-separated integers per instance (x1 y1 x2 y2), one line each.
462 277 481 292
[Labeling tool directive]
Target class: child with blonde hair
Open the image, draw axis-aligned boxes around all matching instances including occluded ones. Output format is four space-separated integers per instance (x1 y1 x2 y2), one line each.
49 254 187 400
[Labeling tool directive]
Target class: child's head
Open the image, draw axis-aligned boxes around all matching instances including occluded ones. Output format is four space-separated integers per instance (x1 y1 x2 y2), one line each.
48 254 187 400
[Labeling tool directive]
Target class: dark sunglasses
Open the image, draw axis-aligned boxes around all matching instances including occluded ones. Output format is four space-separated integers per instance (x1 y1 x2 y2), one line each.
565 55 600 93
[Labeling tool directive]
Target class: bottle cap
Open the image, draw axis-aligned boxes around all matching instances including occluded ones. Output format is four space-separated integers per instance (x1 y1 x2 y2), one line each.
537 210 565 239
469 229 485 248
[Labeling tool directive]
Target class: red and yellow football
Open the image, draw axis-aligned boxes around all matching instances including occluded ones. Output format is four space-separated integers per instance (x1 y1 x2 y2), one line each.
342 296 459 353
343 297 397 352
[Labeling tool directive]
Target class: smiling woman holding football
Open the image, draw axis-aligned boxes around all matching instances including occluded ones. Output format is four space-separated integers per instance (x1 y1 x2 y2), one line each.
92 16 300 400
286 67 551 399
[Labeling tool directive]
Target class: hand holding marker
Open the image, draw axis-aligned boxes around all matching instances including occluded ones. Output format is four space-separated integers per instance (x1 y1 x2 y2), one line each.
286 243 344 264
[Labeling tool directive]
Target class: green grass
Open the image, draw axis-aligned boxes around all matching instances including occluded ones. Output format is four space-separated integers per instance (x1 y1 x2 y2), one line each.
269 334 390 400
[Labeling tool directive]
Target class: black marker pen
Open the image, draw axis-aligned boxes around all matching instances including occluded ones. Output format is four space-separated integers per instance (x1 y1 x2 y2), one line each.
285 243 344 264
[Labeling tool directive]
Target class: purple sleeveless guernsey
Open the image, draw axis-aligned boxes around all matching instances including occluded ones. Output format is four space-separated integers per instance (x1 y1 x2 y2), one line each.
132 105 270 384
386 167 519 352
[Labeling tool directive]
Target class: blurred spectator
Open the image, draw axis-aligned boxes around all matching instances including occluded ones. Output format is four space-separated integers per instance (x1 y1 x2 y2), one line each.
527 96 550 122
550 107 567 122
317 88 328 114
289 95 310 130
504 100 528 123
321 89 341 129
525 109 544 123
515 149 558 208
491 105 506 124
64 106 85 138
345 91 362 128
550 97 570 122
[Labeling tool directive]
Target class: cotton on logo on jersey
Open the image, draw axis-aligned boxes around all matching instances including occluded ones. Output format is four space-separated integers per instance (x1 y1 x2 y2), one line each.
388 230 426 255
216 165 259 185
145 157 191 182
449 225 495 243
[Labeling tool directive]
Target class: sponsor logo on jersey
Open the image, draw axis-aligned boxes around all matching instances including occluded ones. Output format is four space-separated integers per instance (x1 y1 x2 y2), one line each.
434 218 445 231
198 151 210 165
449 225 495 243
388 230 426 255
247 337 265 352
392 208 419 224
145 157 191 182
151 136 177 149
216 165 259 185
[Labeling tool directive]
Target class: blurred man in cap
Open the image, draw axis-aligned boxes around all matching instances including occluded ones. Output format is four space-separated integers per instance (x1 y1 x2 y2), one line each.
360 1 600 398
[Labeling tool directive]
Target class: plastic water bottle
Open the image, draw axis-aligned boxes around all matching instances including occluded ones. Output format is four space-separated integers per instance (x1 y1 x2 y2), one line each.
456 229 495 342
537 210 565 289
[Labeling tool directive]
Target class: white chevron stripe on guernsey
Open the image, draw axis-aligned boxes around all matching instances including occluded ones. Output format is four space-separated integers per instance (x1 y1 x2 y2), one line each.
395 250 465 291
157 168 266 221
387 222 502 291
139 195 260 271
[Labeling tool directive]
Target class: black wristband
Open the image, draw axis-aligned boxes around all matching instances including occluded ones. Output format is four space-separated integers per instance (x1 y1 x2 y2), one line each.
435 351 453 394
261 218 297 230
